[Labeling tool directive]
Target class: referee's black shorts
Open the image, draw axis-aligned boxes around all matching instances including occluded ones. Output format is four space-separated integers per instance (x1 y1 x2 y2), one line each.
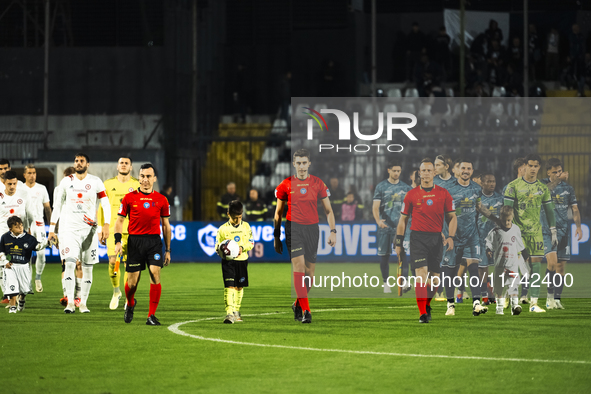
126 234 163 272
221 258 249 288
409 231 442 274
285 220 319 263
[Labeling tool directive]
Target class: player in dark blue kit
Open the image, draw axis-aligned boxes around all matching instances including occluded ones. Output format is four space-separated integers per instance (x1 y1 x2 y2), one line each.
372 160 412 293
540 158 582 309
441 159 488 317
477 172 504 305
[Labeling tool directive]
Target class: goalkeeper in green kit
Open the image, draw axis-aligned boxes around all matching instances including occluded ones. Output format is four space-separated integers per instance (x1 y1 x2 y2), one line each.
503 154 557 313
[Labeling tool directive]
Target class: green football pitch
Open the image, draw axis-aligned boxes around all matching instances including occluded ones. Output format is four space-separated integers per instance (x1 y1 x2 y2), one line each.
2 262 591 394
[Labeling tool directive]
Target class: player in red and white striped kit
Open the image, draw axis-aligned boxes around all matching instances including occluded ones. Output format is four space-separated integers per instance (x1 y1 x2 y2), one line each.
48 153 111 314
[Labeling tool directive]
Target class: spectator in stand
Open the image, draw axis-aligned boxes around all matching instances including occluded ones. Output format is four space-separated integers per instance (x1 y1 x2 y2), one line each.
485 19 503 48
161 184 173 206
434 26 451 79
487 40 505 87
546 28 560 80
570 24 586 96
245 189 267 222
560 57 577 90
415 54 441 96
217 182 240 220
528 24 542 81
504 63 524 97
341 192 363 222
508 37 523 68
328 177 345 221
584 53 591 92
406 22 427 82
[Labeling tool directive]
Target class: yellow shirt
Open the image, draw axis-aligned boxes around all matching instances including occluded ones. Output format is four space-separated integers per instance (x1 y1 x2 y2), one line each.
215 220 254 261
98 176 140 234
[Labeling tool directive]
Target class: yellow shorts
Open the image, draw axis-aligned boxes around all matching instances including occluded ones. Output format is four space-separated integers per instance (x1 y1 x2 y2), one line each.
107 233 129 258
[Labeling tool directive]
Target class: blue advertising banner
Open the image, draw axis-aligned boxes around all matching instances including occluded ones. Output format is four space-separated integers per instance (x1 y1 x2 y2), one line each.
41 221 591 263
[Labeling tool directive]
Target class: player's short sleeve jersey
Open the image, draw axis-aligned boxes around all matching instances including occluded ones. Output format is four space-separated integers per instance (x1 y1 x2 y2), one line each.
478 191 504 243
53 174 107 232
540 179 577 234
372 180 412 228
0 231 39 264
275 175 329 225
215 221 255 262
25 183 50 227
99 177 140 233
447 180 482 245
485 225 525 269
118 190 170 235
401 185 454 233
504 178 552 236
0 188 31 235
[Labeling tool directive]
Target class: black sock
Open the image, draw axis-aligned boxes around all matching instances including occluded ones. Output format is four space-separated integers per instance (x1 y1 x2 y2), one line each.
467 264 481 300
554 273 564 300
380 255 390 283
546 269 555 295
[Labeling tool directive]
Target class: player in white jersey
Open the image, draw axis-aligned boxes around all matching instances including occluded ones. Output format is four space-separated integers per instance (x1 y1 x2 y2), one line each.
48 153 111 313
0 159 26 193
485 206 529 316
0 171 34 301
23 164 52 292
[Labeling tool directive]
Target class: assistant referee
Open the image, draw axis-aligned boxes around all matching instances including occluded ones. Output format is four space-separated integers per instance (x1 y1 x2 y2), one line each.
395 158 457 323
114 163 171 326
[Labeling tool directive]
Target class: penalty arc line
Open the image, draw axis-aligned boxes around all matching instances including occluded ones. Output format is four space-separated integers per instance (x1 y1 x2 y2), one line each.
168 309 591 365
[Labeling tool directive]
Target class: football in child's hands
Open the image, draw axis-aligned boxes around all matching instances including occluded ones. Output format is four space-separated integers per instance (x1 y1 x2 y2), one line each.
220 239 240 260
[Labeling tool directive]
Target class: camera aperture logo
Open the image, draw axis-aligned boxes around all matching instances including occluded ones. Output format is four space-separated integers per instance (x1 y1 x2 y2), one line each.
304 107 418 153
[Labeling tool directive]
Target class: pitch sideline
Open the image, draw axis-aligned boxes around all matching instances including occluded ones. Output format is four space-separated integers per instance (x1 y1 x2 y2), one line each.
168 308 591 365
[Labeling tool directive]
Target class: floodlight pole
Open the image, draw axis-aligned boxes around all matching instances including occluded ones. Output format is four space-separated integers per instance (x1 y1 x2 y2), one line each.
371 0 376 96
459 0 465 155
43 0 49 149
523 0 529 131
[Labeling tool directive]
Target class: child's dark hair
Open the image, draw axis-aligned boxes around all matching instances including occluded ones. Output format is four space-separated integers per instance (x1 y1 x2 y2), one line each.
7 215 23 229
228 200 243 216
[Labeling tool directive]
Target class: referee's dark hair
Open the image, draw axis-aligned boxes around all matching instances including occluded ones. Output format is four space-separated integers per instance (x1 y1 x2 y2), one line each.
7 215 23 229
546 157 562 171
0 158 10 167
140 163 158 177
75 153 90 163
293 149 311 162
387 160 401 169
228 200 243 216
4 170 17 180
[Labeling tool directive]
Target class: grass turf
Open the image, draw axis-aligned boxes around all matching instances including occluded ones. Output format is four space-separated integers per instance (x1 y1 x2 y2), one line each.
2 262 591 394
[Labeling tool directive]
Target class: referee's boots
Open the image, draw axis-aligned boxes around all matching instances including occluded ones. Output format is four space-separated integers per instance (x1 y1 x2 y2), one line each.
146 314 161 326
301 310 312 324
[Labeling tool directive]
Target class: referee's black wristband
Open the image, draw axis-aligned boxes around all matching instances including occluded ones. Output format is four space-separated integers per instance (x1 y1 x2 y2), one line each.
448 235 455 240
114 233 122 244
395 235 404 247
274 228 281 238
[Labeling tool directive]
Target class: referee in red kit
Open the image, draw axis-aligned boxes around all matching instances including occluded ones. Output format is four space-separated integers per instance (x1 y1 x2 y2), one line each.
273 149 337 324
395 158 457 323
114 163 171 326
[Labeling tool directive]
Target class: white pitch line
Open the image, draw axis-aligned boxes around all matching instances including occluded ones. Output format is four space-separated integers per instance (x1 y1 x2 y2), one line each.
168 310 591 365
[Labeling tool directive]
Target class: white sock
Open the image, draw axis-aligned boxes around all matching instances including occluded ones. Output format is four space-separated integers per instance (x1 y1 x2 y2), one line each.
64 262 76 303
75 278 82 299
0 270 5 293
62 276 67 297
531 297 538 305
36 252 46 277
547 293 554 301
511 297 519 306
114 286 120 294
498 298 505 308
80 265 93 305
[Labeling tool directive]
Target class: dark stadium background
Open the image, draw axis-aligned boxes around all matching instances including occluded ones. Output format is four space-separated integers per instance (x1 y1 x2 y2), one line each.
0 0 589 229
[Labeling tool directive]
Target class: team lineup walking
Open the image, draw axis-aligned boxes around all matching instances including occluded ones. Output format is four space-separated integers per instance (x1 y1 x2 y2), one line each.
0 150 584 325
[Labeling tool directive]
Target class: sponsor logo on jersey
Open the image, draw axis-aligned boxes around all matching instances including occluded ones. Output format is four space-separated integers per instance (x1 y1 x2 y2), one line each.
17 199 22 204
426 199 433 206
143 202 150 209
154 253 161 260
234 236 240 242
85 184 91 190
511 236 516 242
300 188 307 194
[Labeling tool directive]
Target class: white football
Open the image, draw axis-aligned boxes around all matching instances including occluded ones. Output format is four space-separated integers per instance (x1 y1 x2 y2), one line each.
220 239 240 260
